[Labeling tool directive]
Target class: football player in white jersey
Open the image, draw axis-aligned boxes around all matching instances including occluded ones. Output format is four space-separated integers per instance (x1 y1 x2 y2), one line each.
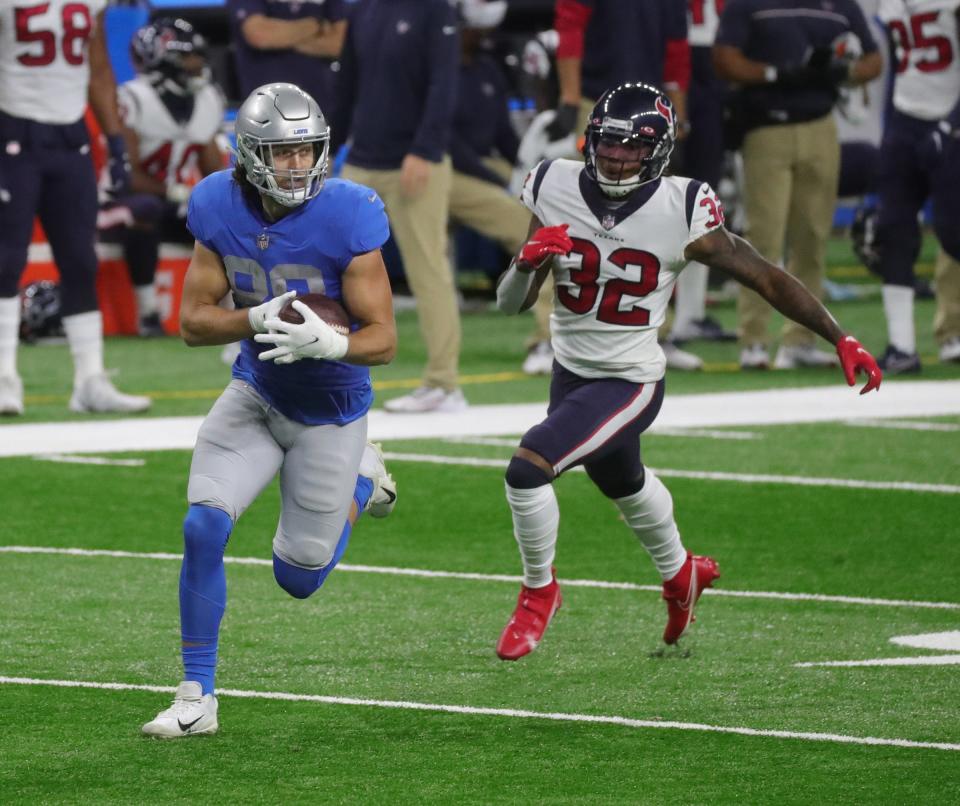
493 83 882 660
875 0 960 372
0 0 150 414
101 18 225 336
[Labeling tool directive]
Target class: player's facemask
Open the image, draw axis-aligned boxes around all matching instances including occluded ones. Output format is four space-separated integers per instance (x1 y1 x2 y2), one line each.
590 137 656 198
239 136 330 207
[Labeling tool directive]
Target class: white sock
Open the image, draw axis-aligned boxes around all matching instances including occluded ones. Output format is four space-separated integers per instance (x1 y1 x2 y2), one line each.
135 284 157 318
505 482 559 589
0 296 20 377
674 261 708 331
63 311 105 386
882 284 916 353
614 470 687 580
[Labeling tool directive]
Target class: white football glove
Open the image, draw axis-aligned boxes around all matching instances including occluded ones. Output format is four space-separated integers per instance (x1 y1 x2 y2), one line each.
247 290 297 334
254 300 349 364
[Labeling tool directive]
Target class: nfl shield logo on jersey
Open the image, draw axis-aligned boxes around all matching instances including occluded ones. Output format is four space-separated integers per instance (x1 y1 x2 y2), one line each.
257 232 269 250
602 214 616 231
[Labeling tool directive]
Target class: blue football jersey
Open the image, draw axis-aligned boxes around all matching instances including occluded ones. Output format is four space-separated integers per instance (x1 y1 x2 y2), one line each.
187 171 390 425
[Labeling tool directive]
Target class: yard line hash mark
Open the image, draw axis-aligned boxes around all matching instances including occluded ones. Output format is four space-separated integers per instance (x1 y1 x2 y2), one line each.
381 452 960 495
2 546 958 611
31 454 146 467
0 676 957 752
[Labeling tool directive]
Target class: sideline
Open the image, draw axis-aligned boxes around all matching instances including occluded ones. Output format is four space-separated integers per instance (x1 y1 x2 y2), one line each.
2 380 959 458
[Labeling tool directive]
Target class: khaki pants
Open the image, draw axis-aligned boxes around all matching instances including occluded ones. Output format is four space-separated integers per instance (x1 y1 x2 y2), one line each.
344 159 457 390
738 114 840 348
448 159 555 348
934 248 960 343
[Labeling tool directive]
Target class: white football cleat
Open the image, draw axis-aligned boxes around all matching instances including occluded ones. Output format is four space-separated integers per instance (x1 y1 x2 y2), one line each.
940 337 960 363
69 373 151 414
662 340 703 371
142 681 218 738
739 343 770 370
522 341 554 375
383 386 467 414
359 441 397 518
0 374 24 416
773 344 839 369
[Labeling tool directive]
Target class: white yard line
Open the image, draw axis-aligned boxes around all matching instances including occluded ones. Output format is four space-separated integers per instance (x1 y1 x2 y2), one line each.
0 675 956 752
844 419 960 432
2 545 958 611
381 452 960 495
796 656 960 668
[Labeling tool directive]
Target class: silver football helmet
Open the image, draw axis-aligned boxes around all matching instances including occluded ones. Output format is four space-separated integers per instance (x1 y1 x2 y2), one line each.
234 83 330 208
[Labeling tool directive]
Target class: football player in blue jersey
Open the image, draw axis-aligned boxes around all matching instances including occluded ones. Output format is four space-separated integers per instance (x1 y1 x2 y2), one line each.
142 83 398 738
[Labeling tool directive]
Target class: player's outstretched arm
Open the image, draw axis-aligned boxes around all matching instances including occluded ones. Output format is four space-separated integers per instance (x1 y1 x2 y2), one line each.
686 228 881 394
180 241 271 346
497 215 570 314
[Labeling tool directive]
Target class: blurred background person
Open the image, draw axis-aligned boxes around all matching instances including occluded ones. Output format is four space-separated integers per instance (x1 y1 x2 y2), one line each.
99 18 226 337
0 0 150 416
228 0 346 114
669 0 737 348
449 2 551 374
547 0 691 141
873 0 960 373
714 0 882 370
332 0 462 413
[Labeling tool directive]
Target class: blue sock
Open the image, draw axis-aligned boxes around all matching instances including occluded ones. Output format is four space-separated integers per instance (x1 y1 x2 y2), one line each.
180 504 233 696
273 476 374 599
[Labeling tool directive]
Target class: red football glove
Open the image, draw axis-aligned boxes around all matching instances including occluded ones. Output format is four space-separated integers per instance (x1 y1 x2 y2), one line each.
836 335 882 395
517 224 574 271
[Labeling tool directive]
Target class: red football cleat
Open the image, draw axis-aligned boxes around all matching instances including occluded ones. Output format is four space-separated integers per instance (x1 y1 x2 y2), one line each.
496 571 562 661
661 553 720 644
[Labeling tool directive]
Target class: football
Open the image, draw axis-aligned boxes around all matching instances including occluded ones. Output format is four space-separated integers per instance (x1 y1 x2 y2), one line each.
279 292 351 336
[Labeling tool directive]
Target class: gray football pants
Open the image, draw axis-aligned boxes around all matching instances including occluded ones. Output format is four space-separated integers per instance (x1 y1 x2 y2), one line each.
187 380 368 569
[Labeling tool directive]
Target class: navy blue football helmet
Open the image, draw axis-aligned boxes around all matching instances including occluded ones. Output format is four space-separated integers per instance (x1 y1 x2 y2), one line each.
584 83 676 197
19 281 64 343
130 18 209 94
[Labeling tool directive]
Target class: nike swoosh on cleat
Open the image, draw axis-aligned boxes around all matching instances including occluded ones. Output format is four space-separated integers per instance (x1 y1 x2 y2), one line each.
178 715 204 732
678 563 698 611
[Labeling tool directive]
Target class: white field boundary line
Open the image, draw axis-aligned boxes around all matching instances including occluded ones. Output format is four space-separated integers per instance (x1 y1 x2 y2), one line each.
3 545 959 611
443 429 763 444
1 676 957 753
382 452 960 496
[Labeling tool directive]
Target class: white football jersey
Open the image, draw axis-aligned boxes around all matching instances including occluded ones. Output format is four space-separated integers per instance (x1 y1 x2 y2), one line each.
118 77 224 184
0 0 107 124
521 159 725 383
688 0 723 47
879 0 960 119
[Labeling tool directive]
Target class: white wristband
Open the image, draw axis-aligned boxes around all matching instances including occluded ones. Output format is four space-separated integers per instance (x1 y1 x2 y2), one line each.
496 260 535 315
